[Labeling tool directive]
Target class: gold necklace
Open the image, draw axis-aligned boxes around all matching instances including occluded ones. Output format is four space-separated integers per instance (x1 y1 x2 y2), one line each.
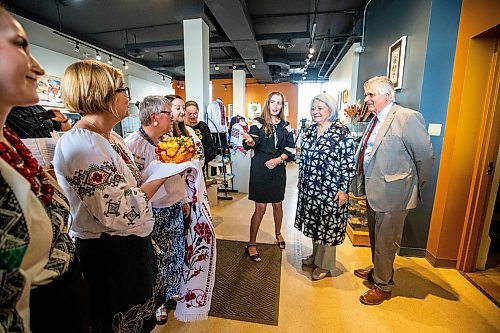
83 118 114 143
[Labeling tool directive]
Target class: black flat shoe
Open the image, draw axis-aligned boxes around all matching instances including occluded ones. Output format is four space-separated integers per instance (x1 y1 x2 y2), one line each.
156 304 169 325
245 243 262 262
275 233 286 250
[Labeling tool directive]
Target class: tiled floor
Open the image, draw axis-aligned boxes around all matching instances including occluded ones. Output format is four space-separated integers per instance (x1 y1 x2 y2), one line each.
155 164 500 333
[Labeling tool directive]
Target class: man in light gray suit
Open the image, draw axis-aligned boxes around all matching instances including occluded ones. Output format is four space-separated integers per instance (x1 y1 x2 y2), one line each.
351 76 434 305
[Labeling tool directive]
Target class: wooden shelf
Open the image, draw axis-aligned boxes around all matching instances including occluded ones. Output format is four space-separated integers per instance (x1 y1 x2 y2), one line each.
346 223 370 247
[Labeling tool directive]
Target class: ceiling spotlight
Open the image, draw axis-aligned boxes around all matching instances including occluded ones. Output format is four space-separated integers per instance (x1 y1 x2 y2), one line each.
176 81 180 88
162 76 166 82
307 53 313 59
304 70 308 75
251 60 256 69
123 60 129 69
309 47 315 54
232 63 237 70
95 50 101 61
215 64 220 71
181 82 185 90
74 42 79 52
302 76 306 80
224 84 227 91
264 84 268 89
107 55 113 65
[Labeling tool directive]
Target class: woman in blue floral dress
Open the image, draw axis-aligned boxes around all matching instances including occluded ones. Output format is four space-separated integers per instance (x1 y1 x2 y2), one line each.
295 93 356 280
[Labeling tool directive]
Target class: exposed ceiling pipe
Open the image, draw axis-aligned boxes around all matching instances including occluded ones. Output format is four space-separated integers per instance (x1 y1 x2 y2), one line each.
313 38 325 68
321 36 357 78
317 41 337 77
356 0 372 53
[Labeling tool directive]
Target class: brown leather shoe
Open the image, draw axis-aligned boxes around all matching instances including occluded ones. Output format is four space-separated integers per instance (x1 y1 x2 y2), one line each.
359 286 391 305
354 268 374 282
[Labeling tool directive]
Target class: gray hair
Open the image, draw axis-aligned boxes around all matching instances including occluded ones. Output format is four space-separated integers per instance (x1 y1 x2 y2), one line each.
364 76 395 101
139 95 170 126
310 93 338 122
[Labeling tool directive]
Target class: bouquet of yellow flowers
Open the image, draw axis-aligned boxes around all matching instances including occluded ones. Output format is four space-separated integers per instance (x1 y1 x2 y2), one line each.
156 136 197 164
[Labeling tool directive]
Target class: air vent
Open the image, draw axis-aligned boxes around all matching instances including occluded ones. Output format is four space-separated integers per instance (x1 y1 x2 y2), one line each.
277 40 295 50
126 49 144 59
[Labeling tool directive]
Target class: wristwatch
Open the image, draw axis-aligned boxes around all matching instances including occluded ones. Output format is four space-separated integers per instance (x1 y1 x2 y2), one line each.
60 118 70 124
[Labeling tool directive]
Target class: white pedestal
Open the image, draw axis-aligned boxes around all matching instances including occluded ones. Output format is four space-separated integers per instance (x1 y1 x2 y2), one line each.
207 184 218 206
231 148 251 193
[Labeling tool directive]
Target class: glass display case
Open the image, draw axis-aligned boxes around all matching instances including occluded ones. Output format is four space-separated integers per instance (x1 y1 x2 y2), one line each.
346 121 370 247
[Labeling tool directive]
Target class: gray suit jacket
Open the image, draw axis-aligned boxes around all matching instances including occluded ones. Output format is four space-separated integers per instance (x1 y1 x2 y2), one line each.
351 104 434 212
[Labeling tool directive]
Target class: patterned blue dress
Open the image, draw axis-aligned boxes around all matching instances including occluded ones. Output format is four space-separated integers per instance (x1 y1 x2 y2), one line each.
124 131 186 304
295 122 356 246
152 203 185 301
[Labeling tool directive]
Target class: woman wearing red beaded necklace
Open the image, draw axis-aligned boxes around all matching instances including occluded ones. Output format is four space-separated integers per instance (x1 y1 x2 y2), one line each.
0 6 89 332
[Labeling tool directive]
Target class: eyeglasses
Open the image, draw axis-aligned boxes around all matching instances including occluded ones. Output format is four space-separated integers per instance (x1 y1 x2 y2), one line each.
115 87 130 97
159 111 172 116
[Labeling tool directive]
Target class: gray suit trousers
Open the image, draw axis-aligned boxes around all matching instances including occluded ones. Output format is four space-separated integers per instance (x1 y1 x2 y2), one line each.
366 201 408 292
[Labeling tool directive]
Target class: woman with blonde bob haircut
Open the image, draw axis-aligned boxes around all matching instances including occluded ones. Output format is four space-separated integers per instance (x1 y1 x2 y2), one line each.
54 60 170 333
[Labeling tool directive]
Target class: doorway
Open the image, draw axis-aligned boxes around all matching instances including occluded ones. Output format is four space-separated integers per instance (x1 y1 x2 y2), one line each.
458 33 500 305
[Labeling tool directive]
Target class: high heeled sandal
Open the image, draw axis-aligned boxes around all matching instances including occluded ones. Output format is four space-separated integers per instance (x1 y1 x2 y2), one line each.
275 233 286 250
245 243 262 262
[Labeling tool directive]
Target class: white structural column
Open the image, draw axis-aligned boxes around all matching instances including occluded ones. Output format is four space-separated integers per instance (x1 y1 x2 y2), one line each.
232 70 246 117
183 18 210 119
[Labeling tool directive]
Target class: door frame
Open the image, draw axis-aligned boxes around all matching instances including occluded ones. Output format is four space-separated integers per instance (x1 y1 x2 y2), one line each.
457 37 500 272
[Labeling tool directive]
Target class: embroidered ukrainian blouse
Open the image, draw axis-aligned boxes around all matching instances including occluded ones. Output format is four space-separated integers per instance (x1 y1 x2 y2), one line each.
54 129 154 239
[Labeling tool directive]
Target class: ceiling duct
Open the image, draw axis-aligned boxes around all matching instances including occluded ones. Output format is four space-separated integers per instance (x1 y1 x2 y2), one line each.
126 48 144 59
277 39 295 50
204 0 272 82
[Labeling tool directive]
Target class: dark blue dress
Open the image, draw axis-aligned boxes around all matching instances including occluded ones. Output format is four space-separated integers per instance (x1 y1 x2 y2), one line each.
294 122 356 246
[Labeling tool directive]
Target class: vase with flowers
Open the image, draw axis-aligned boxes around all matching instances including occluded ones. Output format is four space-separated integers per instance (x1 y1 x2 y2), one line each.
344 104 369 140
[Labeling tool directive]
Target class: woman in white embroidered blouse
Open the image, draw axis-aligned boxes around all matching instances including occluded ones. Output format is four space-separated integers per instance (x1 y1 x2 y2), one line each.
125 96 189 325
165 95 205 166
0 7 89 333
54 60 169 333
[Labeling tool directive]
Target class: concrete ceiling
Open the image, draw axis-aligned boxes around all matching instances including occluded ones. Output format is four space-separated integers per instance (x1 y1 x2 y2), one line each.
3 0 369 83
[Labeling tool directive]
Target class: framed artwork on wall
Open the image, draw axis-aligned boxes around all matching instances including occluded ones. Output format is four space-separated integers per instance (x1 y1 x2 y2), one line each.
387 36 407 90
37 75 64 108
342 89 349 104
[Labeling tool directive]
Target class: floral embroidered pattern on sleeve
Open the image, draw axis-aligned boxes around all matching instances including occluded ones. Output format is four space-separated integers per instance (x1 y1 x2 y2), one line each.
66 161 126 198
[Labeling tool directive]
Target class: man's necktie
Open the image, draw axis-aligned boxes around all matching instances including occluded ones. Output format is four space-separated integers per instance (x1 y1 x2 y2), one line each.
358 116 378 175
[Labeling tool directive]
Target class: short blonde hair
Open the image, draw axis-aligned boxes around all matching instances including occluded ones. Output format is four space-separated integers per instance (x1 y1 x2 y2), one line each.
62 60 124 115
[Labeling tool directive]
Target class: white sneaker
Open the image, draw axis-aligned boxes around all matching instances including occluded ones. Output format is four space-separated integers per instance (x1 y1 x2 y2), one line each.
312 267 331 280
301 255 315 267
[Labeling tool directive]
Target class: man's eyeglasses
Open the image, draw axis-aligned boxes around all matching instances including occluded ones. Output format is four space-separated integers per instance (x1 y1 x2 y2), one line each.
115 87 130 97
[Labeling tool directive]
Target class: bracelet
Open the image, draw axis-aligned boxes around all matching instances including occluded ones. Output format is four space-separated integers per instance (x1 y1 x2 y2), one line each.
60 118 70 124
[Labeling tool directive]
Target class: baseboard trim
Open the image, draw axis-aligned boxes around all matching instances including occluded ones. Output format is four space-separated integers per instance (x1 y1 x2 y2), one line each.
396 243 426 257
425 251 457 268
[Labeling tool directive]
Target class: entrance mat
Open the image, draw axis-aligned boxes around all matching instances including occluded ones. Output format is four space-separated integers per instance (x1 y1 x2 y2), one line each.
209 239 282 326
